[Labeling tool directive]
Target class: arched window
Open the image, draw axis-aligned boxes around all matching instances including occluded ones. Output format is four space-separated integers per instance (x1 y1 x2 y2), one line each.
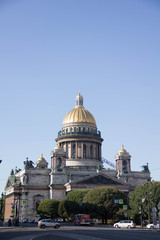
123 160 128 172
57 158 62 171
72 144 76 158
90 145 93 158
36 200 40 211
83 144 86 158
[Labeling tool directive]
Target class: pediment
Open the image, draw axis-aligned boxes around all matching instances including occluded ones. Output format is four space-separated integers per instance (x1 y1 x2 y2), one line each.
70 173 126 186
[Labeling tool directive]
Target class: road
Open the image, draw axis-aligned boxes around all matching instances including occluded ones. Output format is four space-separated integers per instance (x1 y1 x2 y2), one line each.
0 224 159 240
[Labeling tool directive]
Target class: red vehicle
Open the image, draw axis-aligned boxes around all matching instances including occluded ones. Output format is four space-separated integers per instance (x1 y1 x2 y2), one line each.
74 214 93 225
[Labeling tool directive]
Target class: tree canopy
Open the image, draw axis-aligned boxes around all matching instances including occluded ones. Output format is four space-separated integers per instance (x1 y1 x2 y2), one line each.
37 199 60 219
58 200 68 220
83 186 127 221
64 189 89 218
129 181 160 223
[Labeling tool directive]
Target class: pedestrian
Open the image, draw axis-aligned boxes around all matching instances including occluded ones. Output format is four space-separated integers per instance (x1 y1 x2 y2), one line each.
95 219 98 226
0 219 2 227
8 219 12 226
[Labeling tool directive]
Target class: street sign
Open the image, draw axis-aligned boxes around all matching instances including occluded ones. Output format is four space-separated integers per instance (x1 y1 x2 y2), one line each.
11 209 15 214
114 199 119 204
119 199 123 204
22 200 27 205
123 205 127 210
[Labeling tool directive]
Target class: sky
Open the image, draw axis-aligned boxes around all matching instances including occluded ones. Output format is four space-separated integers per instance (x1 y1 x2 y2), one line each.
0 0 160 195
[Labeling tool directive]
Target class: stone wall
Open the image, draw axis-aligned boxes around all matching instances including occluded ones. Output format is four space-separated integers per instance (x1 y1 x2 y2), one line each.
4 194 15 221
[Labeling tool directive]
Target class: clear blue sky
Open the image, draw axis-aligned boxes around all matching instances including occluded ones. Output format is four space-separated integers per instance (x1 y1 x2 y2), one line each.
0 0 160 195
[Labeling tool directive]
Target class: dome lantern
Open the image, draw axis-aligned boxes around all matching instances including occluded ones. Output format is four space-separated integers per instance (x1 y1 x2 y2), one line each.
76 91 83 107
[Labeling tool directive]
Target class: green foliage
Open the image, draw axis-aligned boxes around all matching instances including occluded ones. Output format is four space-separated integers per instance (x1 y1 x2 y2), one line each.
66 189 89 202
0 195 5 220
37 199 60 219
115 208 127 220
58 200 68 220
64 190 89 218
129 181 160 222
83 186 127 221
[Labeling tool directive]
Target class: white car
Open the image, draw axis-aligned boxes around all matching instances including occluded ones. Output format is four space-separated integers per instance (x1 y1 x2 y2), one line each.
38 219 60 229
114 220 136 228
146 223 160 229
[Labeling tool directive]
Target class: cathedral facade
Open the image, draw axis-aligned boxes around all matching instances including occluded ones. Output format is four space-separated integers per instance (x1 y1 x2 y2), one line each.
4 93 150 220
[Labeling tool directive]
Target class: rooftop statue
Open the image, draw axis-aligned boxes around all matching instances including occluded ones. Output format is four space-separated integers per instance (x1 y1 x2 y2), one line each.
141 163 150 173
24 157 34 168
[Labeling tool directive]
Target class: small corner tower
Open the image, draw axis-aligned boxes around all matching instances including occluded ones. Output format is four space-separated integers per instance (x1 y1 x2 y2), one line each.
35 154 48 168
115 145 131 175
51 143 66 172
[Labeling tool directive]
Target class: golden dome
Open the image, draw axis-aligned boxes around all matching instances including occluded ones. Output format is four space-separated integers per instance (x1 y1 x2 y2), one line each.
36 154 48 168
118 145 127 153
63 92 96 126
55 143 63 150
38 154 45 161
63 106 96 125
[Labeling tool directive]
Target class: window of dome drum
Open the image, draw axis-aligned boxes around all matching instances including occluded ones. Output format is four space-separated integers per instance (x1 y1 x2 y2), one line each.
83 145 87 158
90 145 93 158
72 144 76 158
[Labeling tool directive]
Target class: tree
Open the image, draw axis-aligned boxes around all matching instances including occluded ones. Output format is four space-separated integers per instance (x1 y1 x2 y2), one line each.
58 200 68 221
129 181 160 223
0 194 5 220
83 186 127 223
37 199 60 219
64 189 89 218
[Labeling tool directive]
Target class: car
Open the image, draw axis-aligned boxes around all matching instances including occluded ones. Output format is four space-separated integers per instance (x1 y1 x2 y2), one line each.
34 219 39 223
22 218 29 223
114 220 136 228
146 223 160 229
38 219 60 229
28 219 35 223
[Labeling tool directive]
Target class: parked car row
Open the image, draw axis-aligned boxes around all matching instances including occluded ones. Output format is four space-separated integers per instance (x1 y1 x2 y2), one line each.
113 220 160 229
21 217 160 230
21 218 39 223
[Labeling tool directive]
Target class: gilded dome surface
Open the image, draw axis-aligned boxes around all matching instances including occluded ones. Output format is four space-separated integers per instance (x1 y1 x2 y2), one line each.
118 145 127 153
63 93 96 125
63 106 96 125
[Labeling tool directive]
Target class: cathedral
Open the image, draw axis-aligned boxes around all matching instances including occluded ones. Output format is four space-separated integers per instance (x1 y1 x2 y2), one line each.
4 93 150 220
